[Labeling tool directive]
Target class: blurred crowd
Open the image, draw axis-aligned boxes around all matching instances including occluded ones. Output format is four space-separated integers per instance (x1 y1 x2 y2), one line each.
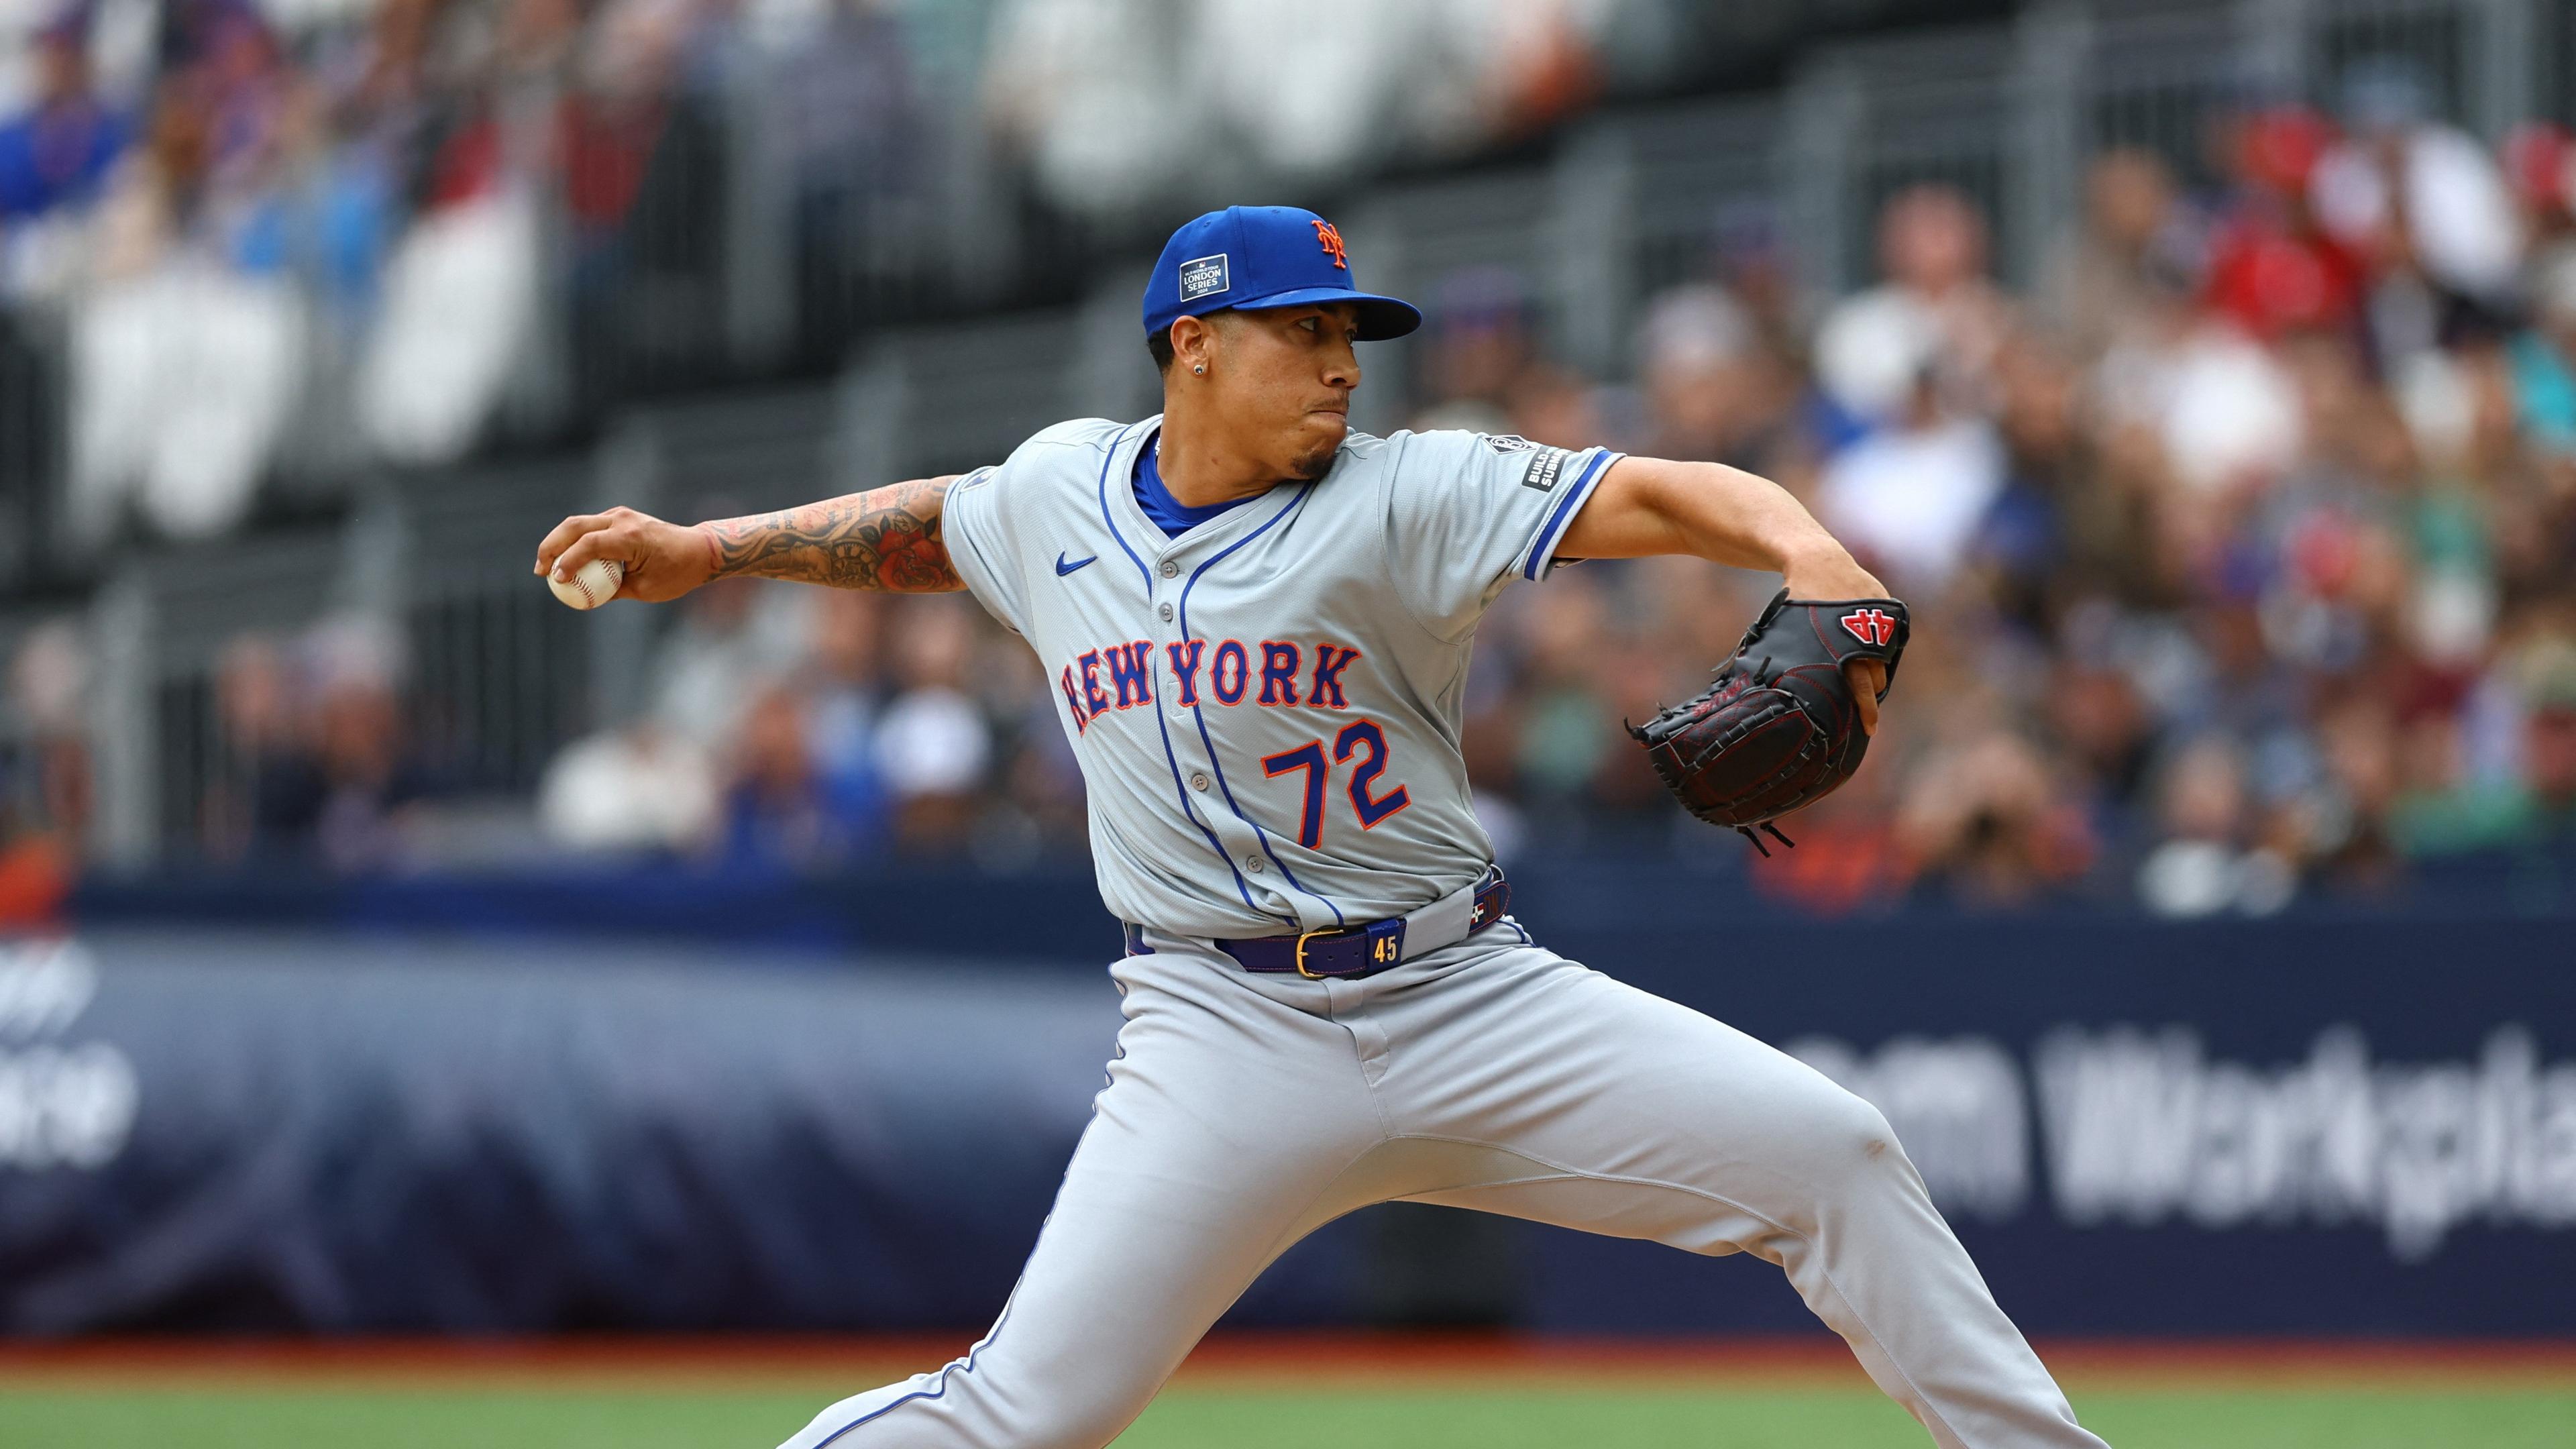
0 0 1636 556
1428 95 2576 912
55 91 2566 919
0 0 938 547
8 5 2576 916
536 583 1086 872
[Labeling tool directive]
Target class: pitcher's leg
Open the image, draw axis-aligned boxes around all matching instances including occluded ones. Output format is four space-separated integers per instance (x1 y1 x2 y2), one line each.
780 951 1386 1449
1378 942 2104 1449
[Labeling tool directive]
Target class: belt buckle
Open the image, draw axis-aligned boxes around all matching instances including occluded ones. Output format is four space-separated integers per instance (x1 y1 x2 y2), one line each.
1295 920 1404 979
1293 927 1348 979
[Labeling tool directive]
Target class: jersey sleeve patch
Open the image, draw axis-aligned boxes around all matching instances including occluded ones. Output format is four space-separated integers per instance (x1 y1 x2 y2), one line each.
1519 448 1617 581
1470 433 1572 491
1518 447 1572 492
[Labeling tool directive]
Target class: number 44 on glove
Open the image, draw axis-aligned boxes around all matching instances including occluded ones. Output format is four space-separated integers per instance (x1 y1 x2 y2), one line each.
1629 590 1909 854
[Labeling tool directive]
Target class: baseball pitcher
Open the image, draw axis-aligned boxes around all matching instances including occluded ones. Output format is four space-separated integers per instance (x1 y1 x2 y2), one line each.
535 205 2108 1449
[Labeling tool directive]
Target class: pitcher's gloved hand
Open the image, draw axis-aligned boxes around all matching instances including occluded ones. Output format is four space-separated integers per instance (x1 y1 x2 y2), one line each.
1628 589 1909 853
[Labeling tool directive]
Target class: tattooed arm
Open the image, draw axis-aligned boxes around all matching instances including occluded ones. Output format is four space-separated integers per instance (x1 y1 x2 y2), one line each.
700 476 965 592
533 476 966 602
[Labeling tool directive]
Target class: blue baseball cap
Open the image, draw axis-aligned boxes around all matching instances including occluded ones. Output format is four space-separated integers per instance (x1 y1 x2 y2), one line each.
1143 205 1421 342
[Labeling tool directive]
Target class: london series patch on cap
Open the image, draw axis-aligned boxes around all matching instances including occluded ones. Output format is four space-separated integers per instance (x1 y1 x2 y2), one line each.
1178 254 1230 302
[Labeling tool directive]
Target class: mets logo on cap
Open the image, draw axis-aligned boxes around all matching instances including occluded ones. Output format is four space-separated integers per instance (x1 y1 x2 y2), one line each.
1311 220 1347 269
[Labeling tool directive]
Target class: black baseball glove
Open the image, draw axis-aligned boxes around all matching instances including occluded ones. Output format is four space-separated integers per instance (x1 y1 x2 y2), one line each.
1628 589 1909 853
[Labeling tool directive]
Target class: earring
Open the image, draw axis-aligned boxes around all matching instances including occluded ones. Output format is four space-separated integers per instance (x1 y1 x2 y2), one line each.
1193 364 1205 375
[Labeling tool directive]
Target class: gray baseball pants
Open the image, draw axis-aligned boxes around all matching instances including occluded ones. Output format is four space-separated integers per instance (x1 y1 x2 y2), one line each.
780 926 2107 1449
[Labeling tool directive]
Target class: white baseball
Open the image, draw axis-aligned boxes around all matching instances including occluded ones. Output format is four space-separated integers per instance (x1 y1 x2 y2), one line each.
547 557 624 610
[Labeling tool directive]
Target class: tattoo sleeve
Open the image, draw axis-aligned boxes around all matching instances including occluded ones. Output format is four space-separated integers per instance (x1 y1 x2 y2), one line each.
700 476 966 592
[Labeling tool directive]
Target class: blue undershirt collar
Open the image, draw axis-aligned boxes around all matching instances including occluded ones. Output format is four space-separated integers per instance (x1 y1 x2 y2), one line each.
1133 429 1256 537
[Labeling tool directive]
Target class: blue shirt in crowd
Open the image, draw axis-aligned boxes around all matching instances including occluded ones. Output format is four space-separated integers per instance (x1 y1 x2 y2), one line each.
0 103 127 219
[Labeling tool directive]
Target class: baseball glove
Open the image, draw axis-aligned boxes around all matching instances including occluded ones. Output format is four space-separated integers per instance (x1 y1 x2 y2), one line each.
1628 589 1909 853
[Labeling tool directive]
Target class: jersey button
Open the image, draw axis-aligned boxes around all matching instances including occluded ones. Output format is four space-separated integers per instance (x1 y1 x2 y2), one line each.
1190 772 1210 792
1159 560 1179 579
1244 856 1266 873
1159 602 1174 622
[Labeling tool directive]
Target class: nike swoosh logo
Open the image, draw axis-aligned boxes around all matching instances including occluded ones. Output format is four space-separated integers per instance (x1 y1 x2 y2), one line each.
1055 553 1097 576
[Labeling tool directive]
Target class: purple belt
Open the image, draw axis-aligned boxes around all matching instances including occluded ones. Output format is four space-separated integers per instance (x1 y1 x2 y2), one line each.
1122 869 1511 980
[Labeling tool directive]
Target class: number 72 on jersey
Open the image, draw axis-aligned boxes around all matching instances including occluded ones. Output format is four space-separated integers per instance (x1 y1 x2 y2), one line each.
1261 720 1411 849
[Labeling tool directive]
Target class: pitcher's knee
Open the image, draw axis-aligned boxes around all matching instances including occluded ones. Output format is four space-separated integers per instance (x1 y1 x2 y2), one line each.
1794 1079 1904 1177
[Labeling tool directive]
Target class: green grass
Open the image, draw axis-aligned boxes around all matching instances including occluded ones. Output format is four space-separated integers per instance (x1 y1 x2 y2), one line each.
3 1384 2571 1448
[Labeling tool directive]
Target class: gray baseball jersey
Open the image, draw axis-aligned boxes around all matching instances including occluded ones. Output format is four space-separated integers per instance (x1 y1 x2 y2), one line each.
941 415 1617 938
